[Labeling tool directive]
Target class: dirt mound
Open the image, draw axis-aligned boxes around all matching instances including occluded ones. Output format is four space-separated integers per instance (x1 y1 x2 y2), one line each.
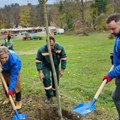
0 94 117 120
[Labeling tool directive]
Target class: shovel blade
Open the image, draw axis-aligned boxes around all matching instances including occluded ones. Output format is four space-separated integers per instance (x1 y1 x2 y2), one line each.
12 114 28 120
73 103 96 115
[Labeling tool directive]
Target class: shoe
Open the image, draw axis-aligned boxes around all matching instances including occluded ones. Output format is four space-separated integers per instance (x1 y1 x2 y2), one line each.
15 101 22 109
3 98 10 104
45 97 52 104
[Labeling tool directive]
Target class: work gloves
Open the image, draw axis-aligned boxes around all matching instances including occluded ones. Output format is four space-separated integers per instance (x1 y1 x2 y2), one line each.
7 90 13 96
103 75 112 83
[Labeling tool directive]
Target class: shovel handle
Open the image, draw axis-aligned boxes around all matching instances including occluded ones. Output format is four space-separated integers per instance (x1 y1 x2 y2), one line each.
0 73 16 110
94 66 114 100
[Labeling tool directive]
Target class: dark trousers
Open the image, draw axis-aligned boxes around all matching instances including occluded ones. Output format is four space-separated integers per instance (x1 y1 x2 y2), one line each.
5 91 21 101
112 80 120 120
16 91 21 101
43 66 59 98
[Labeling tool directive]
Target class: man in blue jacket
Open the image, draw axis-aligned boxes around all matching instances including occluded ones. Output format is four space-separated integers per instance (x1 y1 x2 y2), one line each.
0 46 22 109
103 13 120 120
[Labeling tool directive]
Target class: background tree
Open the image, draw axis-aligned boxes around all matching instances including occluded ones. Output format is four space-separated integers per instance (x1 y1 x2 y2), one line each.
38 1 45 26
29 5 42 27
95 0 107 15
58 0 64 28
0 20 5 28
38 0 63 119
19 6 30 27
75 0 88 35
88 2 97 30
0 0 120 33
62 1 77 31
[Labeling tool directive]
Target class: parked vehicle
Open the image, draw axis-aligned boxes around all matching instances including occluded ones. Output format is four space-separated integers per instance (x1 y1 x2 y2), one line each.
50 29 57 35
32 35 42 40
57 28 64 34
49 27 57 35
22 33 32 40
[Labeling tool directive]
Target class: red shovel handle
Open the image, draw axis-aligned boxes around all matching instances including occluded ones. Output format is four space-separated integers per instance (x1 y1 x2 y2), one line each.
94 66 114 99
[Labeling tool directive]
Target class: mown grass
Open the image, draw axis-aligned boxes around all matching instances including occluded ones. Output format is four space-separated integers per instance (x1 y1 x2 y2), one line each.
2 32 117 116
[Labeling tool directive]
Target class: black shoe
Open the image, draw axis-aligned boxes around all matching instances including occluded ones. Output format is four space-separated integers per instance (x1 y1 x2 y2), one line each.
45 97 51 104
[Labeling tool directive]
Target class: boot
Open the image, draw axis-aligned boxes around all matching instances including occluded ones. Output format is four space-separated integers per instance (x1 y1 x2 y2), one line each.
45 97 52 104
3 98 10 104
15 101 22 109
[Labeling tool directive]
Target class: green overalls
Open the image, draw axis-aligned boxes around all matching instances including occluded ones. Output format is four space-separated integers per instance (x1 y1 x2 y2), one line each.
36 43 67 98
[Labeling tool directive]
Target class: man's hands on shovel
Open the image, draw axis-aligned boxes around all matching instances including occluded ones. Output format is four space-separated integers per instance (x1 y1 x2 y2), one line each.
103 75 112 83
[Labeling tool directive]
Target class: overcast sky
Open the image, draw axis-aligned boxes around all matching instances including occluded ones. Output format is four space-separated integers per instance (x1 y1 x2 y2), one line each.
0 0 56 8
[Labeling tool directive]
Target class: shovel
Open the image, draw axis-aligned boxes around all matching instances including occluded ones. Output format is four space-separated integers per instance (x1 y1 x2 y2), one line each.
0 72 28 120
73 66 113 115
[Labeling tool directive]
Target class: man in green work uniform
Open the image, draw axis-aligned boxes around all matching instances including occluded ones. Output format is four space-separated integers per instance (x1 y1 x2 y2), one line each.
35 36 67 104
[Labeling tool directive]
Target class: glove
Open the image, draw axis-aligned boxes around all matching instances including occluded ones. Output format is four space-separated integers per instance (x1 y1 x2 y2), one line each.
103 75 112 83
7 90 13 96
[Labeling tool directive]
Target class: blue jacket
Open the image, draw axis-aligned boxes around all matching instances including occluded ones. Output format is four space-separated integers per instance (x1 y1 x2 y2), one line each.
108 35 120 83
2 50 22 91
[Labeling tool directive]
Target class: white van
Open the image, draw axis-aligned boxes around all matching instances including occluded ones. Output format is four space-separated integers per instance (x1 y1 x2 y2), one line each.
57 28 64 34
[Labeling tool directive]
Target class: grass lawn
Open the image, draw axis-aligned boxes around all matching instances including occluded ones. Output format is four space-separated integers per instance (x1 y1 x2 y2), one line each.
0 32 117 119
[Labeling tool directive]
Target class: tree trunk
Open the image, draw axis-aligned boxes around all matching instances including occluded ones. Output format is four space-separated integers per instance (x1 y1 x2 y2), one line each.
38 0 63 119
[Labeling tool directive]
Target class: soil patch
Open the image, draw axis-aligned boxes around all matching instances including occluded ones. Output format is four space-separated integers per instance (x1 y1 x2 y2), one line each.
0 94 117 120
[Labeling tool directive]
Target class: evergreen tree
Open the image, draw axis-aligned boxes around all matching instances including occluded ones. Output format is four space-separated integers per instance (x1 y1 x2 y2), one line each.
95 0 107 15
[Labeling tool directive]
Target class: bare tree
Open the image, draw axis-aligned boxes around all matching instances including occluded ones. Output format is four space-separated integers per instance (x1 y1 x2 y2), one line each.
38 0 63 120
76 0 88 35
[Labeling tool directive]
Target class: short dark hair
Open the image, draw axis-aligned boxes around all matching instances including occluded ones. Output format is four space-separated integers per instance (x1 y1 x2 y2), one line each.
46 36 55 42
106 13 120 24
